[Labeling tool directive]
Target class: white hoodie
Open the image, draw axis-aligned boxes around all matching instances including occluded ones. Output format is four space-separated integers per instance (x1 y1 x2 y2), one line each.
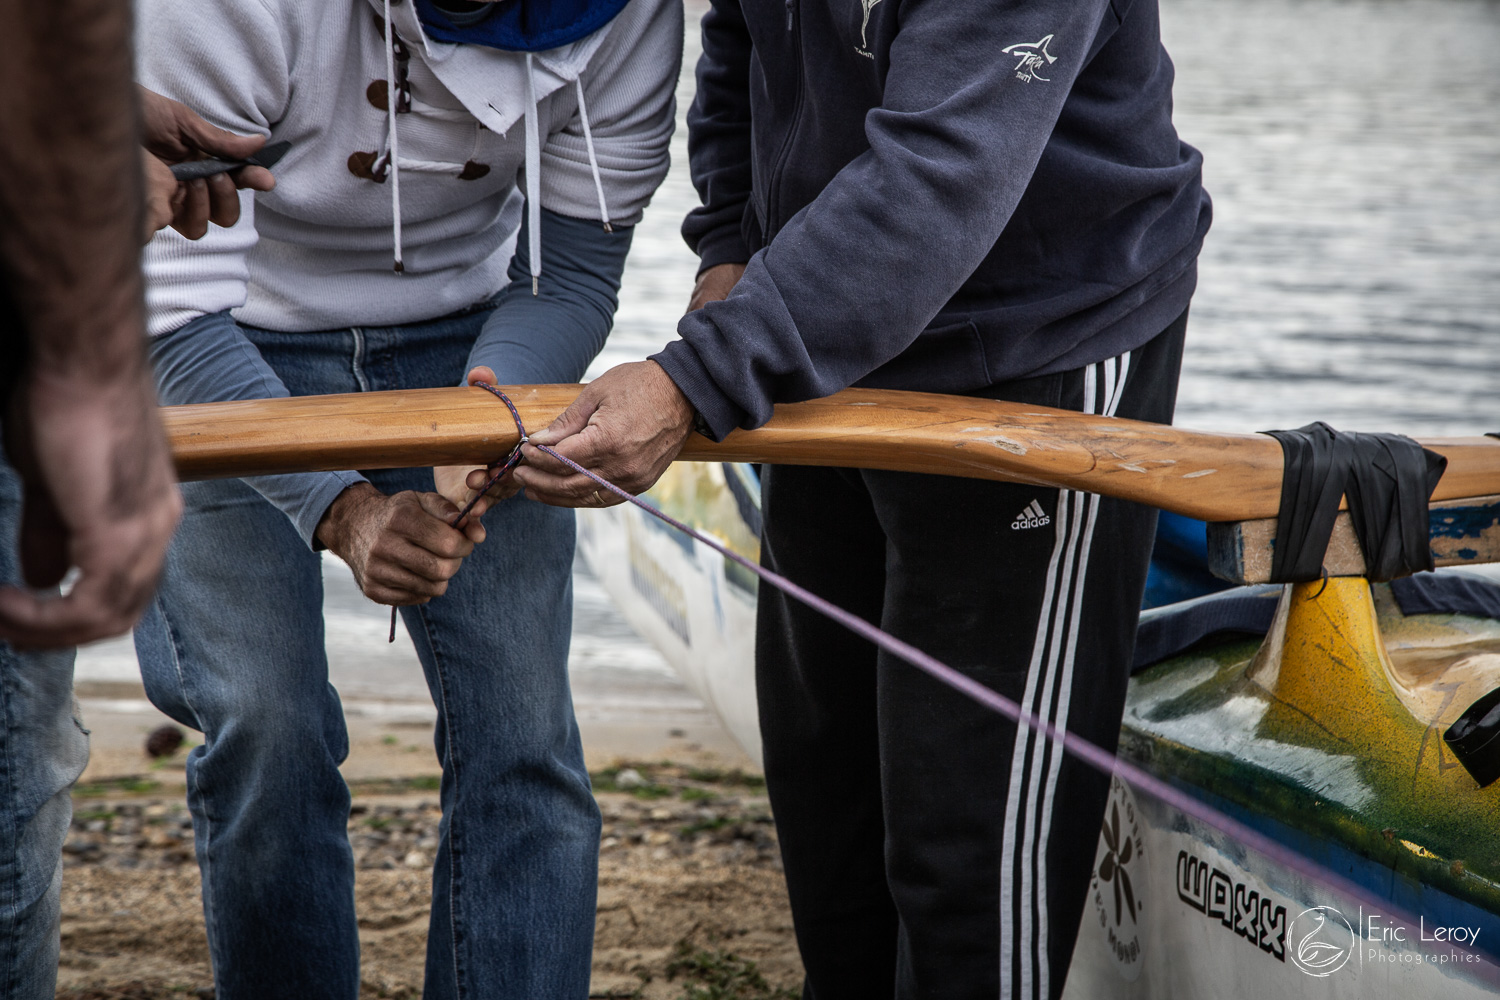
138 0 681 336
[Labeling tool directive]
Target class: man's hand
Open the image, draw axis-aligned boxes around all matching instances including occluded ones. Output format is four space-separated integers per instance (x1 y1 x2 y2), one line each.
433 366 524 521
454 259 734 512
140 149 181 240
687 262 745 313
511 361 695 508
314 484 481 606
0 365 182 649
502 259 738 509
138 86 276 241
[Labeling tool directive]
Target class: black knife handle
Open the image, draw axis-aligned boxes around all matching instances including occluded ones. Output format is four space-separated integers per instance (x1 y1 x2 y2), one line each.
168 140 290 182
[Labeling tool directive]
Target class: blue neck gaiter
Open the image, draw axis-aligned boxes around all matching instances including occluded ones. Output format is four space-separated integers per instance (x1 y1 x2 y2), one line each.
414 0 632 53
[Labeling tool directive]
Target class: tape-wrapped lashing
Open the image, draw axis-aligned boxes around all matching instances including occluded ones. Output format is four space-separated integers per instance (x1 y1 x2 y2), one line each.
1263 422 1447 583
1445 687 1500 788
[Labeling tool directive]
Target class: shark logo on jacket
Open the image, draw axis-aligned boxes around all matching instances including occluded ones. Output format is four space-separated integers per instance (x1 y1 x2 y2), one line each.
855 0 883 58
1001 34 1057 83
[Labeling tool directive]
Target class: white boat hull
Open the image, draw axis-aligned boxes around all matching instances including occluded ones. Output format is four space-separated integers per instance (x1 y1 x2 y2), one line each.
1063 776 1494 998
577 463 1499 997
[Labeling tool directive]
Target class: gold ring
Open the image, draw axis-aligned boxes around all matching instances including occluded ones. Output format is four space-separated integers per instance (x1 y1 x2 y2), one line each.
590 490 602 505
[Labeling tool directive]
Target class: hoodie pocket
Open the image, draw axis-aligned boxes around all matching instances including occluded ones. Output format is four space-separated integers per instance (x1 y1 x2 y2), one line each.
856 318 991 394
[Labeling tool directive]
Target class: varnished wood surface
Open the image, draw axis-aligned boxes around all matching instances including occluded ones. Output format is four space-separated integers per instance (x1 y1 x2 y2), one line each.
162 385 1500 523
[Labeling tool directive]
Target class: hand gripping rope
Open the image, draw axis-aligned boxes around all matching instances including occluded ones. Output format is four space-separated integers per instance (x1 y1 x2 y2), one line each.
408 383 1500 978
386 388 528 643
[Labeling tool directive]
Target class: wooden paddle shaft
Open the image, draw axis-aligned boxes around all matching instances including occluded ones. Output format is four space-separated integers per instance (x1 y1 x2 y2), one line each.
161 385 1500 523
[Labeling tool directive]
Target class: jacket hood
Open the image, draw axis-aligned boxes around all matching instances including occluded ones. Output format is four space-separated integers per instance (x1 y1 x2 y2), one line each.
413 0 632 52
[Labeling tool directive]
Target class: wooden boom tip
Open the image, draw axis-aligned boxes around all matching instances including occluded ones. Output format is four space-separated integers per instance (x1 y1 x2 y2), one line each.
161 386 1500 524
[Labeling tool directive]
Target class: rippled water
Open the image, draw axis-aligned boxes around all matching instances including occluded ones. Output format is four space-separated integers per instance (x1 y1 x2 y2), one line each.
601 0 1500 436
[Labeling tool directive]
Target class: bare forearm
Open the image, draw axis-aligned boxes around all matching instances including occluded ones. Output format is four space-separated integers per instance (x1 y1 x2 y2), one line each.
0 0 145 375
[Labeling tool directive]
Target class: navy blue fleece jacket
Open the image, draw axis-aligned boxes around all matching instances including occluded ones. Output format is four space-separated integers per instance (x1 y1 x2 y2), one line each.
654 0 1211 438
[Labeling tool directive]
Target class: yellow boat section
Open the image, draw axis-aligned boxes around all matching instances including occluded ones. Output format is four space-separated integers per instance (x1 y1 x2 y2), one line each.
1126 576 1500 914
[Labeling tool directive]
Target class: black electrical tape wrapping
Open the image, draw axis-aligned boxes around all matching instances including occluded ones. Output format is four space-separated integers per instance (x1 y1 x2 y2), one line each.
1445 687 1500 789
1263 423 1446 583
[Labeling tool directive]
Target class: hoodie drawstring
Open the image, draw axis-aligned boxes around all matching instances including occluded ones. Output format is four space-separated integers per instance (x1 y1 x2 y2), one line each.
574 78 613 233
382 0 404 272
523 54 542 296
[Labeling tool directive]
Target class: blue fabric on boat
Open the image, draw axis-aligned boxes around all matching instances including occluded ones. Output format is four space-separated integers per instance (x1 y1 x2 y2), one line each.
1141 512 1233 609
1391 573 1500 621
1132 585 1282 671
1134 572 1500 672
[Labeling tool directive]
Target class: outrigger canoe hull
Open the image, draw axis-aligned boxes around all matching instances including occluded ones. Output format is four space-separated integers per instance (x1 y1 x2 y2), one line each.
577 461 1500 996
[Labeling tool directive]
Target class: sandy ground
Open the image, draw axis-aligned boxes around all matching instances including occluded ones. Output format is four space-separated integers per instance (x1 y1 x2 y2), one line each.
56 689 802 1000
62 552 801 998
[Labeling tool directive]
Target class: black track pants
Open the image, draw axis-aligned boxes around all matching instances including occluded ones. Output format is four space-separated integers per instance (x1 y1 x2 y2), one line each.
756 313 1186 1000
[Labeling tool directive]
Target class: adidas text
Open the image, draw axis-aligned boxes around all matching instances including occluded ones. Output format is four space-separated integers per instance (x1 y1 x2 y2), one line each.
1011 500 1051 530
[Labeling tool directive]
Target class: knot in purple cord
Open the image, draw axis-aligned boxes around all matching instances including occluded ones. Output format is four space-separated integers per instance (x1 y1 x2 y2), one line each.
390 383 531 642
448 383 530 527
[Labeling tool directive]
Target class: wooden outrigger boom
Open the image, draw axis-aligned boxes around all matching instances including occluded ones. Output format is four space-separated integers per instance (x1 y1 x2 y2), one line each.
162 384 1500 524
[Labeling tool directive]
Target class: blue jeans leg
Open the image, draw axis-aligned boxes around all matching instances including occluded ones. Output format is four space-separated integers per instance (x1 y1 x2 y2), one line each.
134 475 358 999
146 308 597 998
370 469 598 1000
0 461 90 1000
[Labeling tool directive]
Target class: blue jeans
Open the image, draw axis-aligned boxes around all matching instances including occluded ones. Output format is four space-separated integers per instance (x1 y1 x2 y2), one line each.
134 307 600 999
0 461 90 1000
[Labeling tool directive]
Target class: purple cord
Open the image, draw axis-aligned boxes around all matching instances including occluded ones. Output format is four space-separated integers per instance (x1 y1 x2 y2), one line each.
386 389 530 642
461 383 1497 977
